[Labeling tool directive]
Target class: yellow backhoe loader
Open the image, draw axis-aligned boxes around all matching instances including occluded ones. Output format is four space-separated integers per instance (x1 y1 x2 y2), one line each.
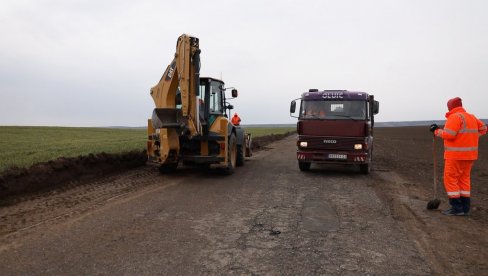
147 34 252 174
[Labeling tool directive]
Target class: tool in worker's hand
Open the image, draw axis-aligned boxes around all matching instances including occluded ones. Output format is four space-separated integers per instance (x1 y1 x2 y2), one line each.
427 135 441 210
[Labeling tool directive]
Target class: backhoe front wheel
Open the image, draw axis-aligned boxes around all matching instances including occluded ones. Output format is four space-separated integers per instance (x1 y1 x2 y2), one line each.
221 134 237 175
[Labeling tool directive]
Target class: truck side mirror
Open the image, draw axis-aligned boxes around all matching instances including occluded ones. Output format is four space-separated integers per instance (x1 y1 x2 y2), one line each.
290 100 296 113
232 89 238 98
373 101 379 115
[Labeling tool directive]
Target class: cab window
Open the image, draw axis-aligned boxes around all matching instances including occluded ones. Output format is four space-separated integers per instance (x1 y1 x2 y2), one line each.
209 82 223 114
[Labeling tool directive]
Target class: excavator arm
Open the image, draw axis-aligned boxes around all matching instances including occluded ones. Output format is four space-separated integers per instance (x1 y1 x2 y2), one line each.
149 34 202 164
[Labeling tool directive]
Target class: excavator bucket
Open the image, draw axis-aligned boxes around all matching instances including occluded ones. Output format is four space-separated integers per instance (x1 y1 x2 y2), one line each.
151 108 184 129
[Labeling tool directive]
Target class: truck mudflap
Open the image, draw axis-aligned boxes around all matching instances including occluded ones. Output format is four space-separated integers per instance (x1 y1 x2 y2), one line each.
297 151 369 164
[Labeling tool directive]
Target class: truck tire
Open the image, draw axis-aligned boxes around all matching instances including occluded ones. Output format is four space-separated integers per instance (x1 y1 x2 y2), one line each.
221 133 237 175
360 148 373 174
236 144 245 167
360 163 370 174
159 162 178 174
298 161 311 171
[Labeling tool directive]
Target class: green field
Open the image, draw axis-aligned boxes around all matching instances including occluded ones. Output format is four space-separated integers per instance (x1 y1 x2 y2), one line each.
0 126 295 172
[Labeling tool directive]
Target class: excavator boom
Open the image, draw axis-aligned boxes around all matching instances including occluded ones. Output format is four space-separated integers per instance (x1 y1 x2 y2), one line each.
149 34 201 164
150 34 201 136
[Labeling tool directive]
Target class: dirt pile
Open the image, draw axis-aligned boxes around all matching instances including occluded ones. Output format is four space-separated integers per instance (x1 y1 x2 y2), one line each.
0 151 147 200
0 132 296 201
251 131 296 151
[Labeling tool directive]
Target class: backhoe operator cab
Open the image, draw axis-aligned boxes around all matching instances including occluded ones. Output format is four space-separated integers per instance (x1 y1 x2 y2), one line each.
290 90 379 174
147 34 251 174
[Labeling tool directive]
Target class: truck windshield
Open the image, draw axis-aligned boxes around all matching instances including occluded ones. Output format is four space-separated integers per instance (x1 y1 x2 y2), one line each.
300 100 367 120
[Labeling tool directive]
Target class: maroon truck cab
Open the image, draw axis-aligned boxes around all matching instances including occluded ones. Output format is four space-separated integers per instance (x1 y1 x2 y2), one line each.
290 89 379 174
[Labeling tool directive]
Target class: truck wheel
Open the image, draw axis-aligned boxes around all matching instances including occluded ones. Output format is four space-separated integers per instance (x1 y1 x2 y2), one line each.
159 162 178 174
298 161 311 171
236 144 245 167
221 134 237 175
360 163 370 174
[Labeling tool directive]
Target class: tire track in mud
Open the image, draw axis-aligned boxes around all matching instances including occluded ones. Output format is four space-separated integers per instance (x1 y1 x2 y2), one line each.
0 167 163 250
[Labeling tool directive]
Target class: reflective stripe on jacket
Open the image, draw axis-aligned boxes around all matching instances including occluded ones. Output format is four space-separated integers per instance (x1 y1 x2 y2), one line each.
434 107 487 160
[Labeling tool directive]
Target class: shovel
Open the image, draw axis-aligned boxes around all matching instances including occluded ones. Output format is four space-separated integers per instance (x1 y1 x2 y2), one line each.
427 135 441 210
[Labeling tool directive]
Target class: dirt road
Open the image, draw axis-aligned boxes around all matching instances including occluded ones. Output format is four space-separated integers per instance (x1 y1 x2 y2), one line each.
0 132 486 275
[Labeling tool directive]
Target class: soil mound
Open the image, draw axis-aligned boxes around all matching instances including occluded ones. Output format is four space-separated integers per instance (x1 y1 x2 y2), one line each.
0 151 147 200
251 131 295 151
0 132 295 201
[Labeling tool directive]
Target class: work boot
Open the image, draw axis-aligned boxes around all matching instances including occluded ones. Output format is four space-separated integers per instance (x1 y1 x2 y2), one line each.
460 197 471 215
443 198 465 216
442 208 465 216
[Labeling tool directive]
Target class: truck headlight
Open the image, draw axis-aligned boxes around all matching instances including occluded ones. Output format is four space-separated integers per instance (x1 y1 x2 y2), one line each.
354 144 363 150
300 141 308 148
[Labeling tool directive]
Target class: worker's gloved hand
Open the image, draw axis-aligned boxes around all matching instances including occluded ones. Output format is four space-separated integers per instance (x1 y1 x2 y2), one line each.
429 124 439 133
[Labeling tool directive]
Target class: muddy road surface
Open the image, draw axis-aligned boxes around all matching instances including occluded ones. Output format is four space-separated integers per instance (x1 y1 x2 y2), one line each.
0 130 486 275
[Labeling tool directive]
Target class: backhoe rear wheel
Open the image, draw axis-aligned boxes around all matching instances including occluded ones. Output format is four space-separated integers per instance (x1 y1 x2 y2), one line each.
221 134 237 175
236 143 245 167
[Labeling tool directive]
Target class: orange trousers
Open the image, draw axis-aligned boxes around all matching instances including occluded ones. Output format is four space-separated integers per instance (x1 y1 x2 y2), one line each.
443 159 474 198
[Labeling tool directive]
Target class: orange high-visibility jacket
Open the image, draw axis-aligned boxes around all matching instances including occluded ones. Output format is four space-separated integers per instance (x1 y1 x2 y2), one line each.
232 115 241 125
435 107 487 160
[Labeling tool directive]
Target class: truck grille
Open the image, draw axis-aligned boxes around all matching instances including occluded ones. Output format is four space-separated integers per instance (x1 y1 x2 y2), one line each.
299 136 364 151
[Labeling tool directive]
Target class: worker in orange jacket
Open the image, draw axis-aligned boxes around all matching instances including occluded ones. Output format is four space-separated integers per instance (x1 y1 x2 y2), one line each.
231 113 241 126
430 97 487 216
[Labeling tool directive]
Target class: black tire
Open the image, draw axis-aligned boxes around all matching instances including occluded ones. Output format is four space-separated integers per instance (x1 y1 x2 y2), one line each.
236 144 245 167
360 163 370 174
298 161 311 171
221 134 237 175
159 162 178 174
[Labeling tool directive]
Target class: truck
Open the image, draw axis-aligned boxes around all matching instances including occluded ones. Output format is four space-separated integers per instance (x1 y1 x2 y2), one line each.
290 89 379 174
147 34 251 174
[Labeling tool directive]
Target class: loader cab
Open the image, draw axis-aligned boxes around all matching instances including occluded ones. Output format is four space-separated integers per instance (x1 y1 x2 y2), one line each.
199 77 235 128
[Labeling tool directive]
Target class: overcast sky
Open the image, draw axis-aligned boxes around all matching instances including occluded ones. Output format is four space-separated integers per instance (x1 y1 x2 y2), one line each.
1 0 487 126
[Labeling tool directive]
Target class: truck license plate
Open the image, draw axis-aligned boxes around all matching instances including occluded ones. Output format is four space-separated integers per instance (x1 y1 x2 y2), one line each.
328 154 347 160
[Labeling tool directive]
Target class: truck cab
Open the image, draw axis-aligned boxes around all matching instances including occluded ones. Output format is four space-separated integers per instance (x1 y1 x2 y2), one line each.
290 89 379 174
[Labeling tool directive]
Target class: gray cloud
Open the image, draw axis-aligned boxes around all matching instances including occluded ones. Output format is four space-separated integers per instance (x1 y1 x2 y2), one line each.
1 0 487 126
